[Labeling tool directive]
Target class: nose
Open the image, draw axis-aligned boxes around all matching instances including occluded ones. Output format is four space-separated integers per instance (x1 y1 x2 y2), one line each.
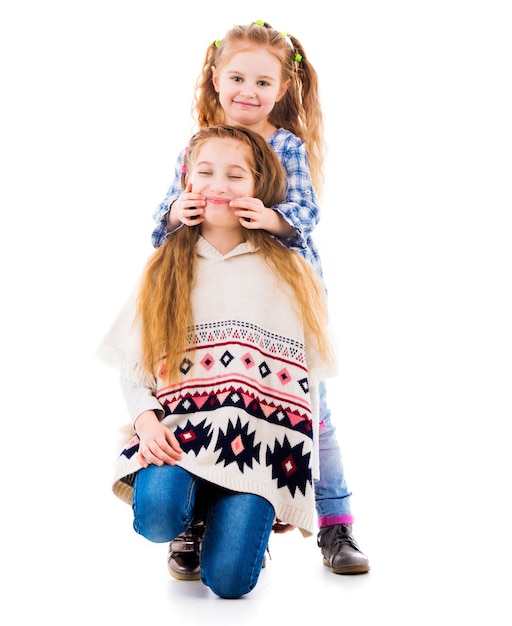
209 175 227 194
239 84 256 98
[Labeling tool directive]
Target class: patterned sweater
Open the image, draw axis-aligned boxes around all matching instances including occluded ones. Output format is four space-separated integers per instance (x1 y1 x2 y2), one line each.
99 237 334 537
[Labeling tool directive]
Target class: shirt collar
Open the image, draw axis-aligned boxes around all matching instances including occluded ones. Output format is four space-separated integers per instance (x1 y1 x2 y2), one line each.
197 236 258 260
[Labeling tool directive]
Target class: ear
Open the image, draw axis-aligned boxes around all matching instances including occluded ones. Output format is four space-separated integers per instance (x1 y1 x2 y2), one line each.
211 66 220 93
276 78 290 103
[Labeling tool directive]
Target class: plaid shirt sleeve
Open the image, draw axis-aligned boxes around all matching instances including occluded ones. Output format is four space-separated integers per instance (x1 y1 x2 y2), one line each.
151 148 186 248
269 130 320 251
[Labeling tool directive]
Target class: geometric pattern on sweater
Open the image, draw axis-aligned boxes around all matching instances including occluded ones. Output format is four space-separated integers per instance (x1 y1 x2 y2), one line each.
160 385 313 438
160 321 309 390
152 320 315 500
118 410 312 500
266 435 311 497
112 318 317 535
186 320 307 367
167 403 313 499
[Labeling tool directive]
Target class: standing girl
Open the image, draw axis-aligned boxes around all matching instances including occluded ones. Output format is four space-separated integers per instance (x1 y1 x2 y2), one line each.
101 125 334 598
152 21 370 577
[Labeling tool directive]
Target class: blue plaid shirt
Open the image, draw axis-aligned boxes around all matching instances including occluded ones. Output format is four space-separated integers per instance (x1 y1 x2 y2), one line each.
151 128 324 280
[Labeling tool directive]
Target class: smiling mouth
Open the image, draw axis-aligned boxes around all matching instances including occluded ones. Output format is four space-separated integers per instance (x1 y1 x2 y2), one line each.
233 100 258 108
206 197 231 205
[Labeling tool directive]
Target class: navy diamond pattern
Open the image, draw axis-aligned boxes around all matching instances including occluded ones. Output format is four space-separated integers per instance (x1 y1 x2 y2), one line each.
215 416 260 471
175 418 213 455
266 435 312 497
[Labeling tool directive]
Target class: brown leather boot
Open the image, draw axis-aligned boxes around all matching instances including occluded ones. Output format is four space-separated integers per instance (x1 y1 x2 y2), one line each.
317 524 370 574
167 525 205 581
167 523 268 580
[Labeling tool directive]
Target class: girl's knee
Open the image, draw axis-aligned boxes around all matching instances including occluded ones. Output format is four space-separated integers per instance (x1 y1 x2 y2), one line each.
133 515 176 543
132 464 196 542
133 493 184 542
202 563 259 599
201 542 266 599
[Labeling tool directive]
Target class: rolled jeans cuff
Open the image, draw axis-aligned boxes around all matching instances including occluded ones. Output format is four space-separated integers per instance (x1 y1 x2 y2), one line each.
318 514 354 529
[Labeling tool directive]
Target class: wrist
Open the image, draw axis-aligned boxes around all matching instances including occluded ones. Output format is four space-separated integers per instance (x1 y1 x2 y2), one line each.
134 410 158 431
270 208 296 238
167 201 181 232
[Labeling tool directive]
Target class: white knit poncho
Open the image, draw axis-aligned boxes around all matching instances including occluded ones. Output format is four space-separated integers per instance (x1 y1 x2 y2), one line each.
100 237 335 537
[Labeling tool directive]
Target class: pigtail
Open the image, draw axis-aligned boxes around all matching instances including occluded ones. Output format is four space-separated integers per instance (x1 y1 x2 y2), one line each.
287 34 325 197
193 41 224 128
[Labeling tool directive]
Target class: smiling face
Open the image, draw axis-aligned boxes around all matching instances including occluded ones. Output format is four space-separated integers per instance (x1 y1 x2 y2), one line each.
212 47 289 137
187 136 255 229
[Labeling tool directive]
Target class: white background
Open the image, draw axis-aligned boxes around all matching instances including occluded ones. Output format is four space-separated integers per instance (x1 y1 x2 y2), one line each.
1 1 511 624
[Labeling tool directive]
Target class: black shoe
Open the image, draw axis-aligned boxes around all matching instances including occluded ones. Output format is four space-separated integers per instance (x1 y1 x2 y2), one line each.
167 524 205 581
317 524 370 574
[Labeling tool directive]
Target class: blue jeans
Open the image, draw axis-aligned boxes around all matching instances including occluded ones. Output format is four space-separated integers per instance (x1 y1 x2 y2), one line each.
132 464 274 599
315 381 354 527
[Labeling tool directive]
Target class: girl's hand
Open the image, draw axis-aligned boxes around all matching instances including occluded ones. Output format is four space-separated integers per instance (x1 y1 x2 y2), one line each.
172 182 206 226
231 197 296 237
272 519 296 534
231 197 271 229
134 411 183 468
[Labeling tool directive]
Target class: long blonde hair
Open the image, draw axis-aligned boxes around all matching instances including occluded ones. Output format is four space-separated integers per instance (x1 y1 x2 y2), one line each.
137 125 332 382
192 21 325 197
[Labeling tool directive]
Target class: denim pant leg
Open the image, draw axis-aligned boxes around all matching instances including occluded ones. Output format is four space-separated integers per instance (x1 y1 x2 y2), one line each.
132 464 200 542
315 380 354 527
200 490 274 599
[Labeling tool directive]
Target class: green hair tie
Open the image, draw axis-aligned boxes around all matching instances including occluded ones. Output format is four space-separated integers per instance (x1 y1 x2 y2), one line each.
215 39 221 48
294 53 302 63
254 20 265 26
